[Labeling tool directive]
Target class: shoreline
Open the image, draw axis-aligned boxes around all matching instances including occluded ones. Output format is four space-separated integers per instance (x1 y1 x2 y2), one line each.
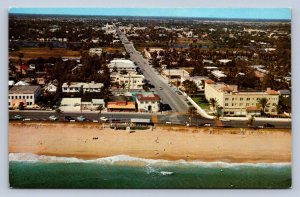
9 122 291 164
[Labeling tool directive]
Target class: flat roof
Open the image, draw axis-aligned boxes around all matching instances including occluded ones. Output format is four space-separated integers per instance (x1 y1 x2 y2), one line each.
131 118 151 123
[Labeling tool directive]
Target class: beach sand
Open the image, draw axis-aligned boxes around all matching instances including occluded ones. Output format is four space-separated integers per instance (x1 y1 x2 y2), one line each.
9 122 291 163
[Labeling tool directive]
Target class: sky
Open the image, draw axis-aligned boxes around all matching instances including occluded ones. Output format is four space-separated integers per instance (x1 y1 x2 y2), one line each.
9 8 291 20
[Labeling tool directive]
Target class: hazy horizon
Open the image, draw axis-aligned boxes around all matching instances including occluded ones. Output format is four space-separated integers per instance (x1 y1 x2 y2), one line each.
9 8 291 20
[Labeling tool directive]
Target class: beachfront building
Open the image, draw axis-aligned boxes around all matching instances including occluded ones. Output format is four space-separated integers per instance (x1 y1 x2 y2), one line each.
180 76 208 91
136 93 161 113
204 80 279 116
161 69 190 83
107 58 137 73
83 82 104 93
62 82 86 93
81 98 105 111
110 72 144 90
8 85 41 108
107 96 136 112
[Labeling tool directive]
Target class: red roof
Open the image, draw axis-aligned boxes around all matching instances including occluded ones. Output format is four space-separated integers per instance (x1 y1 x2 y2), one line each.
205 79 215 84
266 89 279 95
136 94 161 101
21 64 29 70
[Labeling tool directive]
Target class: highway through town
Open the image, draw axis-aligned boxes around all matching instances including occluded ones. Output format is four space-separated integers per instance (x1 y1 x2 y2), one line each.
116 26 190 113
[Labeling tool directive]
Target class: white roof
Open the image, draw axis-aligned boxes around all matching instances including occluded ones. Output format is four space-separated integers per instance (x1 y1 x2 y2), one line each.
108 59 136 68
92 99 105 105
218 59 232 64
62 82 86 88
162 69 189 76
15 81 30 86
211 70 227 78
83 82 104 89
9 80 15 86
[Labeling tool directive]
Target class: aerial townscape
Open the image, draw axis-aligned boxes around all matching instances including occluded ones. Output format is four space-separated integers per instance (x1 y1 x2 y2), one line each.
8 9 292 189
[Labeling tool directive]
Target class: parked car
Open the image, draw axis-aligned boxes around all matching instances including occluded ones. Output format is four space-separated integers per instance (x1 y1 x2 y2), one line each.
14 115 24 120
99 117 108 122
159 87 163 90
64 116 75 122
199 123 212 127
49 115 58 121
77 116 87 122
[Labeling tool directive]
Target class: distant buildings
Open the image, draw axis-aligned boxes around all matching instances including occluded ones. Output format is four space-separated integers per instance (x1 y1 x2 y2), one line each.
144 48 164 59
136 93 161 112
205 80 279 116
83 82 104 93
211 70 227 79
9 85 41 108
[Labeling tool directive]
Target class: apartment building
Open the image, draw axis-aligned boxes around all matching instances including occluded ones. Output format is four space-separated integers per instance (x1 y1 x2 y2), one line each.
82 82 104 93
111 72 144 90
62 82 86 93
107 59 137 73
204 80 279 116
9 85 41 108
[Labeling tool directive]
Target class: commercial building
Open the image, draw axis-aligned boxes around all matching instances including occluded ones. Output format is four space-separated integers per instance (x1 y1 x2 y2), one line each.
204 80 279 116
111 72 144 90
161 69 190 83
107 58 137 73
107 96 136 112
8 85 41 108
81 98 105 111
136 93 161 113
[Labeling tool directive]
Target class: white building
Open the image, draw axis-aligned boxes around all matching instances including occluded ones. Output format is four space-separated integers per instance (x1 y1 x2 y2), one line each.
136 93 161 113
144 48 164 59
107 59 137 73
62 82 86 93
81 99 105 111
44 83 57 94
15 81 30 86
111 72 144 90
161 69 190 83
83 82 104 93
204 80 279 116
9 85 41 108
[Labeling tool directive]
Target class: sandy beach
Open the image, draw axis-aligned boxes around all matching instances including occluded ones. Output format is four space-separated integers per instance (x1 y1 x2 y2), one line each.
9 122 291 163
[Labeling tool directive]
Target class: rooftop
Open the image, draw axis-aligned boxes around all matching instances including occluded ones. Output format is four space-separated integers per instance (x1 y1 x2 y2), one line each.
9 85 40 94
136 93 161 101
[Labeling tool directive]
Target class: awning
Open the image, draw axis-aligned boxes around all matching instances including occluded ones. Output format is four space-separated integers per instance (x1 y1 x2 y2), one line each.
107 104 136 109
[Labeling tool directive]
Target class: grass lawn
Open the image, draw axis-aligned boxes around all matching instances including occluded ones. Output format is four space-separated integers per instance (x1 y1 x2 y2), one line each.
191 95 210 110
9 47 81 62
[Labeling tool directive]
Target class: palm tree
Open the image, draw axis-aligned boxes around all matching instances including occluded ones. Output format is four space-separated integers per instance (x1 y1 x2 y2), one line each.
120 82 125 90
259 97 269 115
209 98 217 113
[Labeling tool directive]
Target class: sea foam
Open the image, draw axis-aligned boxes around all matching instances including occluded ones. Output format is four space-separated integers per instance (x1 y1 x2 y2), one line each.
9 153 291 168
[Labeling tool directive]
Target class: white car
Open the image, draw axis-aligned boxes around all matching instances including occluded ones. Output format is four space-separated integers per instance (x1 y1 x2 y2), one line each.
49 115 58 121
77 116 87 122
99 117 108 122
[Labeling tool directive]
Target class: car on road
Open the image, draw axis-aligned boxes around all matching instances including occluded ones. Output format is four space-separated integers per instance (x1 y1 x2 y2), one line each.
49 115 58 121
199 123 212 127
14 115 24 120
77 116 87 122
64 116 75 122
159 87 163 90
176 91 183 95
99 117 108 122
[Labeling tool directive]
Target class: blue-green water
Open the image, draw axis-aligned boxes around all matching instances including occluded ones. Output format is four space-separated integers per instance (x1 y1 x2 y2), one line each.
9 160 291 189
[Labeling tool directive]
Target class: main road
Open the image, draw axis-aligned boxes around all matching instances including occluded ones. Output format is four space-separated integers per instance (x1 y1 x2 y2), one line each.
116 26 190 113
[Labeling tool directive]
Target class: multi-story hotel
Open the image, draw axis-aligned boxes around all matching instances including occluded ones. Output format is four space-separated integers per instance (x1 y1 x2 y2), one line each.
8 85 41 108
204 80 279 116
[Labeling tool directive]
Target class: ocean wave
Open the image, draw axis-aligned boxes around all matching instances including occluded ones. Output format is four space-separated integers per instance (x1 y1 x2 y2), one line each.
9 153 291 168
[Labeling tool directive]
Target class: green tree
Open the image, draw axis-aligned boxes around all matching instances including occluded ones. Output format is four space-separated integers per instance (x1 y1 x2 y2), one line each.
259 97 269 115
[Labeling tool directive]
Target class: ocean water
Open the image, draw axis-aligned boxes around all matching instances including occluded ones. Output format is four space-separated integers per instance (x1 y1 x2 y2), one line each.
9 153 291 189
